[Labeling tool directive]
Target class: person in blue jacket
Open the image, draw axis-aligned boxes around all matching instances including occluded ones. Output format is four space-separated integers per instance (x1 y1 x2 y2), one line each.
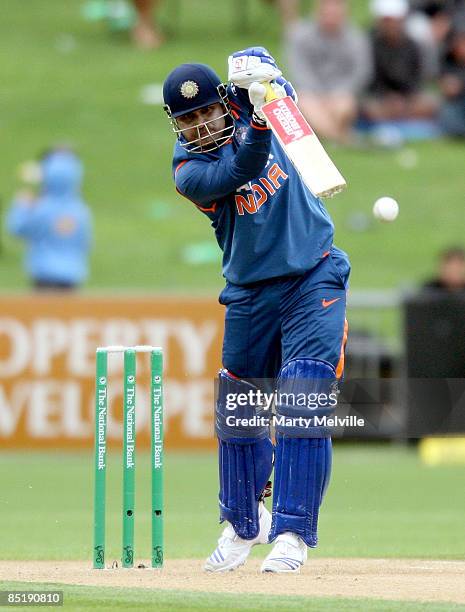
163 47 350 574
7 148 93 290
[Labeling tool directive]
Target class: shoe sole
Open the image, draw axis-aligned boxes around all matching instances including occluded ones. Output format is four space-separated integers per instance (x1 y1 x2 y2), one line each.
204 534 270 573
261 558 304 574
261 567 301 574
204 559 246 573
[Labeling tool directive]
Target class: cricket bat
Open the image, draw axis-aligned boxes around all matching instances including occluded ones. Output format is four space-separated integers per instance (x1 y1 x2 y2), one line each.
261 84 346 198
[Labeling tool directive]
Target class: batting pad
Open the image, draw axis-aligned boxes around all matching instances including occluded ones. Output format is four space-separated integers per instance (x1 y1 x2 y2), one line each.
216 369 273 540
269 436 332 547
218 437 273 540
269 358 335 546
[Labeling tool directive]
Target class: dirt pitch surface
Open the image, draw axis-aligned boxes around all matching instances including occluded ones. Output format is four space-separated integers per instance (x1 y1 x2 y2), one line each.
1 559 465 604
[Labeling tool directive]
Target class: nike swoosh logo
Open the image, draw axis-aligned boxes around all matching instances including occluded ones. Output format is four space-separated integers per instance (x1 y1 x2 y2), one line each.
322 298 341 308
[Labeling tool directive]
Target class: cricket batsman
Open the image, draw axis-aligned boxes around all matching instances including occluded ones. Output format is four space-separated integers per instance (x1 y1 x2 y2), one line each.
163 47 350 573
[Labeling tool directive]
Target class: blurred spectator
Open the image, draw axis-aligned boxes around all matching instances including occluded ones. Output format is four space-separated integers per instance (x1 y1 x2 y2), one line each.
423 247 465 291
132 0 164 49
6 148 93 291
406 1 452 79
438 20 465 136
269 0 300 26
277 0 299 25
286 0 372 143
363 0 438 121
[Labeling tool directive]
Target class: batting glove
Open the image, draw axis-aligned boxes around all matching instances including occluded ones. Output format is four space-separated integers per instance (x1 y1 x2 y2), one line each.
248 78 298 125
248 82 268 124
274 75 298 104
228 46 282 90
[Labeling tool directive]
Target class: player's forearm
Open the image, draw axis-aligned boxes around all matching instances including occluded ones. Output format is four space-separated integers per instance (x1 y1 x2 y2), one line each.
176 123 271 204
232 120 272 179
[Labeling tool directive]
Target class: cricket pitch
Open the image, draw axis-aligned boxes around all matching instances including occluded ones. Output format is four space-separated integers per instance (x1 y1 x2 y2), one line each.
1 559 464 604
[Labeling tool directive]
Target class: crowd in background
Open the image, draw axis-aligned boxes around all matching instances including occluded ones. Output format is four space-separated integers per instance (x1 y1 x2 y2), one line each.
131 0 465 143
285 0 465 143
5 0 464 289
423 246 465 291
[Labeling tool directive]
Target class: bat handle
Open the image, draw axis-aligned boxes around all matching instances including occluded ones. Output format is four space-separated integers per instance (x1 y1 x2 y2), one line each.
263 82 278 103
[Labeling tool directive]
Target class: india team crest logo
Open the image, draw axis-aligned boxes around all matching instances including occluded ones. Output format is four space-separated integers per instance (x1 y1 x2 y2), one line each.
180 80 199 99
235 126 248 142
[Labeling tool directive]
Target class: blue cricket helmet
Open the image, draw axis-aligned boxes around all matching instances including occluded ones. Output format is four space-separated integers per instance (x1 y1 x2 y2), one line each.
163 63 235 154
163 63 224 118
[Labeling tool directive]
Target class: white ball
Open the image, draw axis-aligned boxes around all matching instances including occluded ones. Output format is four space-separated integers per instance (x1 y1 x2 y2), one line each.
373 197 399 222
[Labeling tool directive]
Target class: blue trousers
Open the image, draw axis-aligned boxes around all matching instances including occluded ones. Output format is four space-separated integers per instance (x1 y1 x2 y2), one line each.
217 245 350 546
220 246 350 379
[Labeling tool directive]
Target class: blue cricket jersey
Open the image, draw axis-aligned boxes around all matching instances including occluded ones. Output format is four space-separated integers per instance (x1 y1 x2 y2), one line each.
172 85 335 285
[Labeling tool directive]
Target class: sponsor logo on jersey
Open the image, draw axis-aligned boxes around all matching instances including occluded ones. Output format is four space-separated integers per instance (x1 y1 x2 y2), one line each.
235 126 248 142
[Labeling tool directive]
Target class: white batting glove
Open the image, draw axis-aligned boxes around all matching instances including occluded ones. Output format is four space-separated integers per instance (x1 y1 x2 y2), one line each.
248 82 268 123
249 81 288 124
228 52 282 90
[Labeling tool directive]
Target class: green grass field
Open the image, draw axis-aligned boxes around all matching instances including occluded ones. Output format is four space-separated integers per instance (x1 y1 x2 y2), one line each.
0 582 463 612
2 446 464 562
1 446 465 609
1 0 464 292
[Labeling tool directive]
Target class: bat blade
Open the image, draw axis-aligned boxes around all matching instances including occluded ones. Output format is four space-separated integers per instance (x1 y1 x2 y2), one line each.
261 96 346 198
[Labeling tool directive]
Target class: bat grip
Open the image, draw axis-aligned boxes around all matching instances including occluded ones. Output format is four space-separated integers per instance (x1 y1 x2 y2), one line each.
263 82 278 103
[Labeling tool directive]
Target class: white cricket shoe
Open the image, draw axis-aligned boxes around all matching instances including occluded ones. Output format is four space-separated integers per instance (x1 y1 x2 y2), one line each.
260 531 307 573
204 503 271 572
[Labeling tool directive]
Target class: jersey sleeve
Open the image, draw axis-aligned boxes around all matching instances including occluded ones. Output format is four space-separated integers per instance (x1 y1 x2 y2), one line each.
228 83 254 117
174 121 272 206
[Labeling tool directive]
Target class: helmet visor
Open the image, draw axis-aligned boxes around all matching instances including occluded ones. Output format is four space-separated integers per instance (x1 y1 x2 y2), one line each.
174 106 235 153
